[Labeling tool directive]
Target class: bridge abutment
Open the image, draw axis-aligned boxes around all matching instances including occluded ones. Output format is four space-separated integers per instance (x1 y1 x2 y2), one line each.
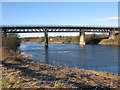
79 31 86 45
44 31 48 47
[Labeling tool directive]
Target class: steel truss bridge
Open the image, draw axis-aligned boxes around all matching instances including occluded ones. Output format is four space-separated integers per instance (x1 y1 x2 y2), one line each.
1 26 119 33
1 25 119 46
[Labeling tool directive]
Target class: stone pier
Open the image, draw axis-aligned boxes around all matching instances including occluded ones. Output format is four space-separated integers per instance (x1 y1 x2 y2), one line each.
109 29 116 39
44 30 48 47
79 31 86 45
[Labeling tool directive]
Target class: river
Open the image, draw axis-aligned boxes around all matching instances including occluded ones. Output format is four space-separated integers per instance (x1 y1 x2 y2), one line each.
18 43 119 74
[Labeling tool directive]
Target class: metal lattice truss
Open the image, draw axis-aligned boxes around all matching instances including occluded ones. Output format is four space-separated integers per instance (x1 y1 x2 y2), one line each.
1 26 119 33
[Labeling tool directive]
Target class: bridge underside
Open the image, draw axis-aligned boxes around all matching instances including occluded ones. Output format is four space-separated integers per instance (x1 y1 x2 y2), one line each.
2 28 117 33
1 26 119 46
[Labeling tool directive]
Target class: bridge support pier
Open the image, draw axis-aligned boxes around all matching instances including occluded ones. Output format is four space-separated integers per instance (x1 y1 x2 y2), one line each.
79 31 86 45
44 31 48 47
109 29 115 39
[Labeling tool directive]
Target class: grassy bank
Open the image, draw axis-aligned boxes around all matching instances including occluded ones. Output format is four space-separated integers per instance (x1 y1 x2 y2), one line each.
99 33 120 45
1 49 120 89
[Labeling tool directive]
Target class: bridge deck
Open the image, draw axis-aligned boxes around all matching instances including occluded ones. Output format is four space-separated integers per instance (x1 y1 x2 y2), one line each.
1 26 119 33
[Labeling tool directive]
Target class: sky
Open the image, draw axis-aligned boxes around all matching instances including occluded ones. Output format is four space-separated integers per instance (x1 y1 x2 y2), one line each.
2 2 119 37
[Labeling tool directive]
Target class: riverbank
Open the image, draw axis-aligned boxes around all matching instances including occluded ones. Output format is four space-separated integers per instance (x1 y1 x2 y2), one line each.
99 34 120 45
22 40 120 45
21 34 120 45
99 39 120 45
21 41 79 44
2 49 120 89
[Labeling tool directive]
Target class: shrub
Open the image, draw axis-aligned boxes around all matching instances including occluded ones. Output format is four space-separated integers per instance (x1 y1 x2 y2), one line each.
2 34 21 50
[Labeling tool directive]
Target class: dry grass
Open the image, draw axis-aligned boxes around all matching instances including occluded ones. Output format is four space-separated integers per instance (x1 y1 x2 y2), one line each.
99 34 120 45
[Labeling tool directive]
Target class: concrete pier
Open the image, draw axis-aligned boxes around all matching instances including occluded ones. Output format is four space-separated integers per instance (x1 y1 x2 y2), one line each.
44 31 48 47
109 29 115 39
79 31 86 45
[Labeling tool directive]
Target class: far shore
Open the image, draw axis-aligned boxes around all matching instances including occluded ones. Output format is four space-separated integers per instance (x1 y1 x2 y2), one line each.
21 41 79 44
21 34 120 46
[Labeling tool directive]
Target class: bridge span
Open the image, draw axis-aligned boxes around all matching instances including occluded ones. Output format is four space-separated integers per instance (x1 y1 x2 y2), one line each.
1 25 119 46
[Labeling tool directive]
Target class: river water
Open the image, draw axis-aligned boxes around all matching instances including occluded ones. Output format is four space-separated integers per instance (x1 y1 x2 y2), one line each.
18 43 119 74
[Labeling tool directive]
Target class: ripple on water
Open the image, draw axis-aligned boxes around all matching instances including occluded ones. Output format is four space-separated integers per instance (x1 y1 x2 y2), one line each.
18 43 119 74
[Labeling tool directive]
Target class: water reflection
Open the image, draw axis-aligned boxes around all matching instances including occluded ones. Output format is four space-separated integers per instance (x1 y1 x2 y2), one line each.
44 47 49 64
79 45 86 50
